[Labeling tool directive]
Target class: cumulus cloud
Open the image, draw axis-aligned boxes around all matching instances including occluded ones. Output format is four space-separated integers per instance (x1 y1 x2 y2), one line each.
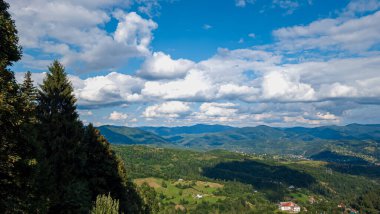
10 0 380 126
74 72 144 107
261 71 315 101
109 111 128 121
192 102 240 122
9 1 158 72
138 52 195 80
273 10 380 53
142 70 215 101
199 102 238 117
143 101 191 118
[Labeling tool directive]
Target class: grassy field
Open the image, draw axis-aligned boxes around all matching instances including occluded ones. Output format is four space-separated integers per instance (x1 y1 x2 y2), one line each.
134 177 226 207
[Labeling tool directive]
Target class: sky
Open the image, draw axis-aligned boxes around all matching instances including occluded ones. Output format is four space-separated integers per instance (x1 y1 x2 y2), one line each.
8 0 380 127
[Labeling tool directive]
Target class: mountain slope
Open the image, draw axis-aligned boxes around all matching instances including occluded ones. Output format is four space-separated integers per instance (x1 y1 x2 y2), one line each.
97 125 168 145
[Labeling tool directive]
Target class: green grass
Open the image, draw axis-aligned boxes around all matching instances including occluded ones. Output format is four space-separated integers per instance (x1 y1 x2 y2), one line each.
134 177 225 208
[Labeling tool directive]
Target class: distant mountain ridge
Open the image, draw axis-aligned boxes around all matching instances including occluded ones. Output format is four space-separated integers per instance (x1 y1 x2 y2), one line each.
97 124 380 160
140 124 235 136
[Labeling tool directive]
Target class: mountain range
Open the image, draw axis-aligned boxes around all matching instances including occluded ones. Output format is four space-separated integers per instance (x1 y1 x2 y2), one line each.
97 124 380 160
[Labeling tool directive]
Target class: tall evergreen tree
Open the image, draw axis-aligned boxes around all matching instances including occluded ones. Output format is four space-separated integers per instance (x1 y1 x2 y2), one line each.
83 124 148 213
0 0 21 69
0 0 31 212
19 71 41 212
37 61 90 213
20 71 38 121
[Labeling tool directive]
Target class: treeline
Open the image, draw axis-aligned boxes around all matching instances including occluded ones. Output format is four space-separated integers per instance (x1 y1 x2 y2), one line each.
0 1 148 213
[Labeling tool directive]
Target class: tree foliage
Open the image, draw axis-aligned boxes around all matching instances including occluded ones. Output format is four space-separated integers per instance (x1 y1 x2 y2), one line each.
84 124 148 213
0 0 21 68
36 61 91 213
91 194 120 214
0 0 35 212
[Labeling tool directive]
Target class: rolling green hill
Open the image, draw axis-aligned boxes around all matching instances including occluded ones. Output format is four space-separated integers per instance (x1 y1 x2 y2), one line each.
98 124 380 161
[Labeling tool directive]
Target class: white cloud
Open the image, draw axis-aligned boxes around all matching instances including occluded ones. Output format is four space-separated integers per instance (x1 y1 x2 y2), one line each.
113 11 157 54
261 71 316 101
217 84 258 101
284 116 323 125
9 1 158 72
109 111 128 121
10 0 380 126
75 72 144 107
138 52 195 80
199 102 238 117
142 69 215 101
273 10 380 53
316 112 338 120
16 47 380 112
143 101 191 118
192 102 246 123
343 0 380 15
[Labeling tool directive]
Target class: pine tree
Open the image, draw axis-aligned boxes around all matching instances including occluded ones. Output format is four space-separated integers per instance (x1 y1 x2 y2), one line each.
0 0 21 68
20 71 37 122
83 124 148 213
0 0 31 212
18 71 43 212
91 194 119 214
37 60 91 213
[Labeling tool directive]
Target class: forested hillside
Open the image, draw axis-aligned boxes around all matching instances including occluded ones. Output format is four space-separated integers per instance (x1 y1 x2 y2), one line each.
114 145 380 213
0 1 147 212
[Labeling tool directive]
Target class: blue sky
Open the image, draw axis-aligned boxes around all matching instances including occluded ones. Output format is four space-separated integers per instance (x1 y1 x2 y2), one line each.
9 0 380 127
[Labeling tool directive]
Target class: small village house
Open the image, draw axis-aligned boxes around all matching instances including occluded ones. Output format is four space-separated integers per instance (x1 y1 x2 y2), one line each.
279 202 301 213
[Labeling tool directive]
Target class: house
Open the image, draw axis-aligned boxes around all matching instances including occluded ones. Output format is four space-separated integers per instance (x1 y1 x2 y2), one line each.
279 202 301 213
195 194 203 199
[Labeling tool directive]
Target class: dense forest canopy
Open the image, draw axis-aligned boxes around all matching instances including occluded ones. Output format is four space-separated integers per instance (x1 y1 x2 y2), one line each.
114 145 380 213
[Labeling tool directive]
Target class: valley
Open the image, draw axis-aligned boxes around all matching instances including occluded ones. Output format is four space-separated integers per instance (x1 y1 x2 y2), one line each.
113 145 380 213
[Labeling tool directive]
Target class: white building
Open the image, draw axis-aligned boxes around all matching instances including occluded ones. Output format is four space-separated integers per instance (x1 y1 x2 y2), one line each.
195 194 203 199
279 202 301 213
